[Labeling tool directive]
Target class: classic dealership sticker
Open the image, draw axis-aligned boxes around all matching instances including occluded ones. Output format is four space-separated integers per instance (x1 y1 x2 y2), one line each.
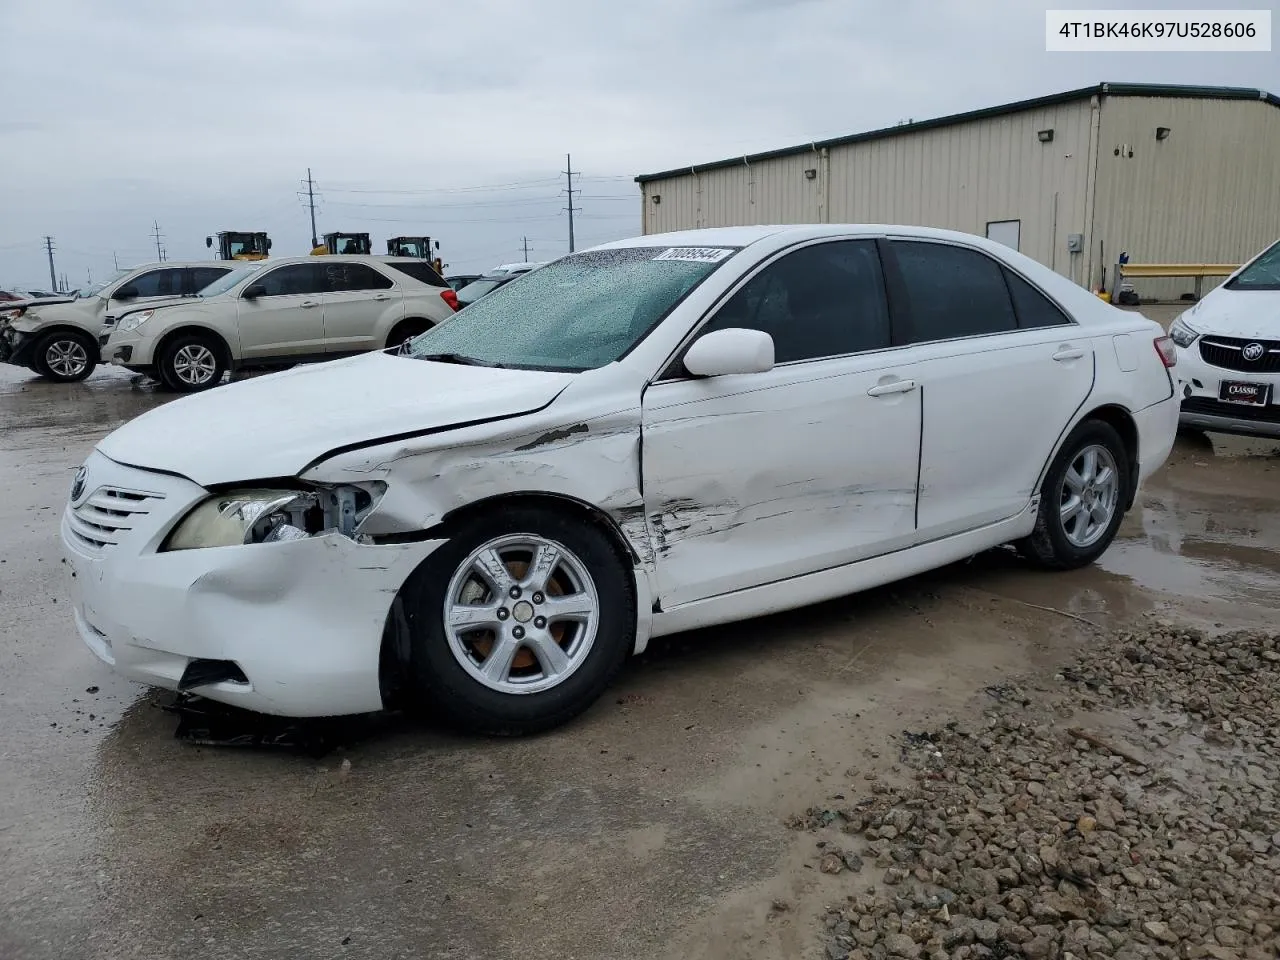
651 247 734 263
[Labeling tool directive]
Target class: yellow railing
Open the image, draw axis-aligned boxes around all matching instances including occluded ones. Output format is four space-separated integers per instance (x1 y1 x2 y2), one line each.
1118 263 1240 299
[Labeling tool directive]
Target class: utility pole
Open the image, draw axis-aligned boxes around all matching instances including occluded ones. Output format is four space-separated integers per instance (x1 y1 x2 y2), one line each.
87 267 93 284
113 251 119 271
304 168 319 248
521 237 531 262
152 221 164 261
43 236 57 292
563 153 580 253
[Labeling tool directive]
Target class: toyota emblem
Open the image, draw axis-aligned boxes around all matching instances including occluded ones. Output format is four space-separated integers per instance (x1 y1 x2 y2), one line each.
70 465 87 502
1242 342 1265 362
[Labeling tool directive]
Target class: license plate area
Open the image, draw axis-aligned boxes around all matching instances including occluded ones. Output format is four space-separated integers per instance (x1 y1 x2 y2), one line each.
1219 380 1271 406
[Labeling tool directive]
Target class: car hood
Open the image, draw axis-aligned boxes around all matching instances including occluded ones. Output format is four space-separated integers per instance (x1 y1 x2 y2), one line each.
14 299 99 331
1183 287 1280 339
97 351 575 486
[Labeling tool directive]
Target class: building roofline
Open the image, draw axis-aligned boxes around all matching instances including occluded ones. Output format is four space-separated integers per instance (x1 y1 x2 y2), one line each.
635 82 1280 183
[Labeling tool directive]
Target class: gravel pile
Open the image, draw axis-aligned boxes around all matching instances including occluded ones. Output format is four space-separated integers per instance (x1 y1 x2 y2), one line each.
796 621 1280 960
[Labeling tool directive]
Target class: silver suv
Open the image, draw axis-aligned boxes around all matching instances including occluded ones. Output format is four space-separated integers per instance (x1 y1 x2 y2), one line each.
0 262 235 382
103 256 458 391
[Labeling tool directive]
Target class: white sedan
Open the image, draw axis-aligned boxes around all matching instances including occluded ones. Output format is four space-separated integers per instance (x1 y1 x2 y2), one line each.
61 225 1179 735
1171 238 1280 438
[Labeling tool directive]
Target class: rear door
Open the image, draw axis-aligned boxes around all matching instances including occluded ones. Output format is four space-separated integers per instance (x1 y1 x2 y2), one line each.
641 239 922 607
235 263 327 360
317 261 400 354
883 239 1094 540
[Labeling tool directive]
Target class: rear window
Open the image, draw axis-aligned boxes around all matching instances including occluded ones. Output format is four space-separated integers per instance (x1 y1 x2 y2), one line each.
384 261 447 288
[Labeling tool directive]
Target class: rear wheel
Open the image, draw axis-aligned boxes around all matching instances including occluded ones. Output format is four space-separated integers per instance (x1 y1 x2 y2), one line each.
385 319 430 353
1018 419 1130 570
400 506 634 735
159 333 226 392
32 330 96 382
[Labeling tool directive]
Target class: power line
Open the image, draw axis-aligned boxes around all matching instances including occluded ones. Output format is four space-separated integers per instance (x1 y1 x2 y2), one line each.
324 177 563 196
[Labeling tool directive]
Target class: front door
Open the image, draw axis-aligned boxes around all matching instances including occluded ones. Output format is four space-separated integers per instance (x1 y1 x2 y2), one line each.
317 261 401 354
640 239 922 608
884 239 1095 540
236 263 327 360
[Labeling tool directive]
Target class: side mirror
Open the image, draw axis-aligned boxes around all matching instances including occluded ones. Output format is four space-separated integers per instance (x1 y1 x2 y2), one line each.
205 236 213 248
683 328 774 377
114 285 139 301
242 283 267 300
266 239 272 250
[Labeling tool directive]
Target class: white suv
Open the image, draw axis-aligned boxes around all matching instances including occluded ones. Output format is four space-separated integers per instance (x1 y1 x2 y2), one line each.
102 255 457 391
0 261 235 382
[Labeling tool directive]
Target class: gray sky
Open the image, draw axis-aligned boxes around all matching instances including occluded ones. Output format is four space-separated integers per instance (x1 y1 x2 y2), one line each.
1 0 1275 289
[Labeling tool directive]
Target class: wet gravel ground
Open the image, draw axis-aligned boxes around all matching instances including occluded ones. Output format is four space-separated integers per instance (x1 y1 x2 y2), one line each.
800 618 1280 960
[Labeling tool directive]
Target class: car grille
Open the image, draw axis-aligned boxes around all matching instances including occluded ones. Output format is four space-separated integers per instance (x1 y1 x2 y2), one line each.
67 487 164 551
1182 397 1280 424
1198 336 1280 373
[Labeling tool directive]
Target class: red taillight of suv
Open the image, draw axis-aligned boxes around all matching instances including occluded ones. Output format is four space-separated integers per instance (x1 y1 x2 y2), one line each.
440 289 460 312
1154 335 1177 367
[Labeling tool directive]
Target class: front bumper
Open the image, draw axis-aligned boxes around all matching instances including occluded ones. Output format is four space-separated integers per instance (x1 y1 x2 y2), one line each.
103 329 153 366
60 450 444 717
1174 343 1280 438
0 323 38 367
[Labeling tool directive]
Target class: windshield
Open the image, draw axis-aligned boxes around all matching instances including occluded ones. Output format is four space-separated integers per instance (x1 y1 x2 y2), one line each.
199 264 263 298
405 245 739 371
456 278 504 305
1227 239 1280 291
79 269 131 299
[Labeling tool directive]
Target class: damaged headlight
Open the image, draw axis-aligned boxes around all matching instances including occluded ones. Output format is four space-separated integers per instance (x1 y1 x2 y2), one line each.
1168 316 1200 348
116 310 155 333
162 483 385 551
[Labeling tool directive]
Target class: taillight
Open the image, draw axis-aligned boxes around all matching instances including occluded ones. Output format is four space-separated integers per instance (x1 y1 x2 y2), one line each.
440 289 459 311
1154 335 1177 368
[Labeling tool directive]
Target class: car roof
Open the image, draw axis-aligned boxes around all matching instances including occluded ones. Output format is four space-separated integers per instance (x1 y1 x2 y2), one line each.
587 223 1028 252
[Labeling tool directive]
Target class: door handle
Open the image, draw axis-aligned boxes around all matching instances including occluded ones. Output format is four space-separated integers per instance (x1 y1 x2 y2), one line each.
1053 345 1085 361
867 378 917 397
373 294 391 301
300 300 319 309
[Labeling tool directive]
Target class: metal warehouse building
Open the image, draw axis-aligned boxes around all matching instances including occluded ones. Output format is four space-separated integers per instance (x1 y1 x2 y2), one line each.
636 83 1280 298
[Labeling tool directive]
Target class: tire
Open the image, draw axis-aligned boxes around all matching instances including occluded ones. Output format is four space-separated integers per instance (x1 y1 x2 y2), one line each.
1018 419 1131 570
31 330 96 382
385 319 430 352
158 332 227 392
400 505 635 736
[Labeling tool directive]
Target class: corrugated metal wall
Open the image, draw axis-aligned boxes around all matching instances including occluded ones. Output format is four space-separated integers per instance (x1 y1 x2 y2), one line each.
639 93 1280 297
1093 96 1280 300
641 99 1099 284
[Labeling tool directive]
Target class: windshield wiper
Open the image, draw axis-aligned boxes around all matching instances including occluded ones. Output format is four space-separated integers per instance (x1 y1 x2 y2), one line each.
415 352 490 366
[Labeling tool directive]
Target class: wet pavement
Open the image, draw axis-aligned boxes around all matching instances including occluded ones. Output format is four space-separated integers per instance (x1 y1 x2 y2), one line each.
2 326 1278 960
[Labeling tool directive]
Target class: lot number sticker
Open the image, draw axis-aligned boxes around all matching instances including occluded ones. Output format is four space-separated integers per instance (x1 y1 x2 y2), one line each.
652 247 734 263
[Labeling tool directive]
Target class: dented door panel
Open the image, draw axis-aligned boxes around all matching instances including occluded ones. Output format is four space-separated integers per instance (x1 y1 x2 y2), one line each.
640 355 921 609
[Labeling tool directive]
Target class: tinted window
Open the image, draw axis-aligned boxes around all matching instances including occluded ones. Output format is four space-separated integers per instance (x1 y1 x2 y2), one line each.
320 262 393 293
385 261 447 287
699 240 889 363
191 267 231 292
892 241 1017 343
1004 269 1072 328
254 264 324 297
123 268 186 299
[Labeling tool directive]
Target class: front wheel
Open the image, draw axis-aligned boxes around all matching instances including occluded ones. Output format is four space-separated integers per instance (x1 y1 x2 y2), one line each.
32 330 96 382
1018 419 1130 570
158 333 226 392
400 506 635 735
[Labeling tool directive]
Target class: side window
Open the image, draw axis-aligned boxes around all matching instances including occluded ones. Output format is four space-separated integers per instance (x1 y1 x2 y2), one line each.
891 241 1017 343
321 262 394 293
1003 269 1073 328
190 267 230 293
123 268 184 299
254 264 324 297
697 240 890 364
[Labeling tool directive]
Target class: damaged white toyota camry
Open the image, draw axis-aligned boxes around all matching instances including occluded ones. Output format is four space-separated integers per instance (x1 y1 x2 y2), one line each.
62 225 1179 735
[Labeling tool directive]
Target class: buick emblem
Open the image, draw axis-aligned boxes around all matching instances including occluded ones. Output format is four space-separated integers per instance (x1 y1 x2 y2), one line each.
1242 342 1265 362
70 465 87 502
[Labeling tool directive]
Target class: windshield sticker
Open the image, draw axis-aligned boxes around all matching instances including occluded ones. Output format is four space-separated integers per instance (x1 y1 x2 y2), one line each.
651 247 734 263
